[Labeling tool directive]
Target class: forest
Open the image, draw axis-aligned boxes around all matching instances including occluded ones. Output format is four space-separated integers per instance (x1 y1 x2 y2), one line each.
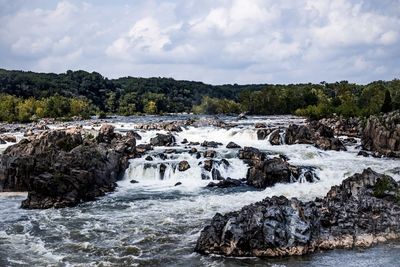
0 68 398 122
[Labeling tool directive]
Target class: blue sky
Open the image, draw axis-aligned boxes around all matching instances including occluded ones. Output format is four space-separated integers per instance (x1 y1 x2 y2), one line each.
0 0 399 84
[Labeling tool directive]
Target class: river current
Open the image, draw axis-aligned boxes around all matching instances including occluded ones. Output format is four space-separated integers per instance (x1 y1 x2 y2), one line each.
0 115 399 267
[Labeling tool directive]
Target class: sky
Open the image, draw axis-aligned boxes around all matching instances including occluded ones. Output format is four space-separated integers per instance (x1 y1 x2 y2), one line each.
0 0 399 84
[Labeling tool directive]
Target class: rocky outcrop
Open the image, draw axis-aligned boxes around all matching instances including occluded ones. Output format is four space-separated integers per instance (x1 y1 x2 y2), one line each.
319 116 362 137
0 125 136 209
195 169 400 257
284 122 346 151
362 111 400 157
150 133 175 146
246 157 318 188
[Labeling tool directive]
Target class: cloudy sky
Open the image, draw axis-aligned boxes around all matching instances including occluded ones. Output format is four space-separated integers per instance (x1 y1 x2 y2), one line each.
0 0 399 84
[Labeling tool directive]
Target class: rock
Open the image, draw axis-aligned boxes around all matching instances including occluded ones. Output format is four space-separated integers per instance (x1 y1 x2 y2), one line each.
0 135 17 143
195 169 400 257
145 156 153 161
207 178 242 188
357 150 371 157
219 159 230 168
203 160 213 172
254 123 267 128
195 152 201 159
226 142 241 149
130 180 139 184
237 113 247 120
181 138 188 144
268 129 282 145
319 116 363 137
204 150 216 158
189 141 200 146
164 149 177 154
362 111 400 157
136 121 183 132
158 153 167 160
178 160 190 172
284 122 346 151
150 133 175 146
159 163 167 179
136 144 153 154
189 147 198 154
174 182 182 186
257 128 274 140
212 169 223 180
238 147 266 166
131 131 142 140
0 125 136 209
246 157 293 188
201 141 222 148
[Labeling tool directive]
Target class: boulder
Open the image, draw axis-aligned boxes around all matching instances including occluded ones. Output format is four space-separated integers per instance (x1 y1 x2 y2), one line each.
0 135 17 143
207 178 242 188
0 125 136 209
204 150 216 158
246 157 293 188
201 141 222 148
268 129 282 145
238 147 266 166
178 160 190 172
195 169 400 257
226 142 241 149
150 133 175 146
254 123 267 129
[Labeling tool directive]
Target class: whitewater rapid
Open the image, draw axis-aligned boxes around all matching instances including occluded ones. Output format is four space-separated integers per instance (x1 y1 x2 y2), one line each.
0 115 399 267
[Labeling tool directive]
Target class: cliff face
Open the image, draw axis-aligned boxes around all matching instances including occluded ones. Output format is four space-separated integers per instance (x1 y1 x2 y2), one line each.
362 111 400 157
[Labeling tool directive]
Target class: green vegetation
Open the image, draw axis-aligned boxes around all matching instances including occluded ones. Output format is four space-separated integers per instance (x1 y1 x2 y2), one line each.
0 68 398 122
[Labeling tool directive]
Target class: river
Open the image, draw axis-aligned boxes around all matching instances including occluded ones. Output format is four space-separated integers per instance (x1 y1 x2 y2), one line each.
0 115 399 266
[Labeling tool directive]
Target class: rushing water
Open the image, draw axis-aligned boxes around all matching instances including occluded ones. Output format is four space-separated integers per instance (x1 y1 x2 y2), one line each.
0 115 399 267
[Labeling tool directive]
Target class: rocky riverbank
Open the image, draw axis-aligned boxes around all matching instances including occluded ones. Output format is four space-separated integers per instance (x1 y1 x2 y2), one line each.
195 168 400 257
0 124 137 209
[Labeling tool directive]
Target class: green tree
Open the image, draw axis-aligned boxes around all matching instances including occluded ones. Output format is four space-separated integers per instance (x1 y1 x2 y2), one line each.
143 100 157 114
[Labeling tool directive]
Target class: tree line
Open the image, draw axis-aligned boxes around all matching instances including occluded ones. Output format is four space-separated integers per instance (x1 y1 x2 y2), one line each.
0 68 398 122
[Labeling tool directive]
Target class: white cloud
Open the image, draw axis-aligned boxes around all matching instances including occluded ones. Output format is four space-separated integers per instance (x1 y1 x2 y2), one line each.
0 0 399 84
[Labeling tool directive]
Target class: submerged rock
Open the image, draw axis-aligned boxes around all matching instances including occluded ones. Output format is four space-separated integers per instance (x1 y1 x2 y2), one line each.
195 169 400 257
0 125 136 209
362 111 400 157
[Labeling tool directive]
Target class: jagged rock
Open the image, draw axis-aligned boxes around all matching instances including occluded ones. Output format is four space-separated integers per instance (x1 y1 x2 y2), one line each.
201 141 222 148
178 160 190 172
257 128 274 140
284 122 346 151
362 111 400 157
226 142 241 149
319 116 363 137
0 125 136 209
150 133 175 146
246 157 292 188
204 150 216 158
268 129 282 145
0 135 17 143
207 178 242 188
131 131 142 140
238 147 266 166
195 169 400 257
136 121 183 132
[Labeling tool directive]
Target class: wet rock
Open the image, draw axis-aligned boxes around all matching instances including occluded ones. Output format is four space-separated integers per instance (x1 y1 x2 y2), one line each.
237 113 247 120
150 133 175 146
257 128 274 140
131 131 142 140
181 138 188 144
362 111 400 157
189 147 198 154
130 180 139 184
145 156 153 161
246 157 293 188
164 149 177 154
0 125 136 209
174 182 182 186
159 163 167 179
254 123 267 128
204 150 216 158
207 178 242 188
201 141 223 148
238 147 266 166
284 122 346 151
189 142 200 146
0 135 17 143
158 153 167 160
136 144 153 154
178 160 191 172
357 150 371 157
319 116 363 137
201 173 210 180
195 152 201 159
203 160 213 172
196 169 400 257
136 121 183 132
219 159 230 168
212 169 223 180
226 142 241 149
268 129 282 145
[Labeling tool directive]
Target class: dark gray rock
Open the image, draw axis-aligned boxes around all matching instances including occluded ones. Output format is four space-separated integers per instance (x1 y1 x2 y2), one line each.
150 133 175 146
226 142 241 149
